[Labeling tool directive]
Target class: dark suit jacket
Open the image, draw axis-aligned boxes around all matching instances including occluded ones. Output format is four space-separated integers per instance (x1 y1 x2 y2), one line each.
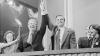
78 37 100 48
46 15 77 50
78 37 90 48
52 27 77 50
61 27 77 49
18 14 48 52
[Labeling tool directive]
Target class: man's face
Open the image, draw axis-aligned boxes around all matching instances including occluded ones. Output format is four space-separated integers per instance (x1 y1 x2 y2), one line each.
28 19 38 32
56 16 65 27
6 33 13 42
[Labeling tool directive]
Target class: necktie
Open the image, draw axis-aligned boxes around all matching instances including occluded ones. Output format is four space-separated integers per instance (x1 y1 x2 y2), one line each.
55 29 60 50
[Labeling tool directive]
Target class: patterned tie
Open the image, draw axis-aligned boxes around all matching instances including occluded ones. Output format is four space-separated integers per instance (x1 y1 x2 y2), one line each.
55 29 60 50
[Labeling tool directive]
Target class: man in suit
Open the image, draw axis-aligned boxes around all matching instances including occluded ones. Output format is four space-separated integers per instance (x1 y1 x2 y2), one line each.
78 24 100 48
41 1 77 50
49 15 77 50
18 1 48 52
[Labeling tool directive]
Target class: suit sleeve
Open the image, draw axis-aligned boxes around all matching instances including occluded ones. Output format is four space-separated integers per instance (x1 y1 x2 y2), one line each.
46 14 55 31
39 14 56 36
32 14 48 44
70 31 77 49
39 14 48 36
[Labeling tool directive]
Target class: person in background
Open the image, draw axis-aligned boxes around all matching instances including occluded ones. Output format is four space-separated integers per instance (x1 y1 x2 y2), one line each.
6 0 23 14
0 30 20 54
78 24 100 48
41 0 77 50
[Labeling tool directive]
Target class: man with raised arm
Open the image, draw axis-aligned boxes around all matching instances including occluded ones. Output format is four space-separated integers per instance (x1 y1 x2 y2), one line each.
18 0 48 52
41 0 77 50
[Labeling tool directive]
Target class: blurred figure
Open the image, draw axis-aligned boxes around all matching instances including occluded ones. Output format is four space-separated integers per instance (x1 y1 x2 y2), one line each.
41 0 77 50
78 24 100 48
6 0 23 16
0 30 20 54
0 0 5 6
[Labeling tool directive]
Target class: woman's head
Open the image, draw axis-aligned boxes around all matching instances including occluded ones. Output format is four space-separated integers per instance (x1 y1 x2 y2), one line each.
4 30 15 42
88 24 100 38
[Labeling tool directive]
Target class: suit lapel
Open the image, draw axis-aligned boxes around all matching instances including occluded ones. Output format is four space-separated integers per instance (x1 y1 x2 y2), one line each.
61 27 69 47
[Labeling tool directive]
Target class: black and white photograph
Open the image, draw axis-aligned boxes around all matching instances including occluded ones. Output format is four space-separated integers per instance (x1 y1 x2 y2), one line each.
0 0 100 56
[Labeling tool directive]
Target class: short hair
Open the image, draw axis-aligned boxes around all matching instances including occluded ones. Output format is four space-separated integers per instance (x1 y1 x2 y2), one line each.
56 15 65 21
28 18 38 24
4 30 15 42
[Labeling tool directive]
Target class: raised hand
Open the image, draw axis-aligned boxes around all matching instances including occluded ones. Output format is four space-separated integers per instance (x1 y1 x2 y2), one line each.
16 26 21 42
40 0 47 15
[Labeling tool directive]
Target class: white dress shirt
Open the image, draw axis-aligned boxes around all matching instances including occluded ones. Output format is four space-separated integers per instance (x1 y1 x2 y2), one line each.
59 27 65 48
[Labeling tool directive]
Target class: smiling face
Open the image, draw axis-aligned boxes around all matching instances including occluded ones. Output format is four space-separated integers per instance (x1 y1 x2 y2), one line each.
4 31 14 42
28 19 38 32
56 15 65 27
6 33 13 42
